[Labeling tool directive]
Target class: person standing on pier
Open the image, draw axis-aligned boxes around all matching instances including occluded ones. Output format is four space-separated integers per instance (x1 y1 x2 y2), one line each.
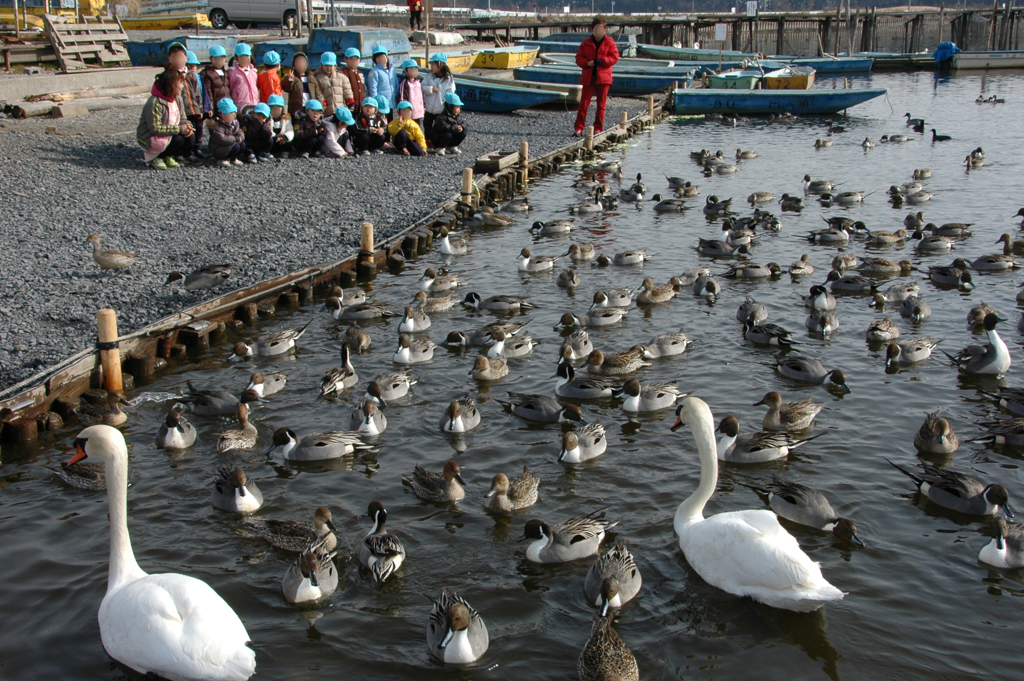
573 16 619 136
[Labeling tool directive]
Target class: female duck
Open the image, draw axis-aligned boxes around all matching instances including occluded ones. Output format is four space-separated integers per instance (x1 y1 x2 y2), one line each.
913 410 958 454
470 355 509 381
866 317 900 342
403 460 466 503
65 426 256 679
247 506 338 553
427 588 489 665
635 277 676 304
585 347 649 375
578 610 639 681
484 466 540 513
670 398 845 612
754 391 822 431
217 403 258 452
518 507 617 563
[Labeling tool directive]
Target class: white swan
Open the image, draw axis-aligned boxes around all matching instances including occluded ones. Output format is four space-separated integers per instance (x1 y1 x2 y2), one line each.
670 397 845 612
68 425 256 681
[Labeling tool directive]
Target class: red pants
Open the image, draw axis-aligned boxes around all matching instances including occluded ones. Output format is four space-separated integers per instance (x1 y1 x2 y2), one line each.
574 83 610 134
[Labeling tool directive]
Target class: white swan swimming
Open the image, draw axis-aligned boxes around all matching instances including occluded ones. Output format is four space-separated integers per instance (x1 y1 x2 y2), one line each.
68 425 256 681
670 397 845 612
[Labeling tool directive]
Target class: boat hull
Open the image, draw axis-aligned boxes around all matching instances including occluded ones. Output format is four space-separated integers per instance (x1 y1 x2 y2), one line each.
514 66 692 95
412 51 476 73
473 47 538 69
952 50 1024 69
673 87 886 115
779 57 873 73
639 43 755 61
707 72 761 89
120 13 211 31
454 78 566 113
128 34 237 66
761 66 816 90
457 74 581 106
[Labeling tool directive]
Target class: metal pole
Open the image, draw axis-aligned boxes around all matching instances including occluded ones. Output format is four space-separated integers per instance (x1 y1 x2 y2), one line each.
13 0 20 40
296 0 302 37
425 0 430 62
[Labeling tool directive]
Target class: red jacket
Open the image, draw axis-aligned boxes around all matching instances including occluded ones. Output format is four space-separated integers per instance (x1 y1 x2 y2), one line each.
575 35 619 86
407 0 422 9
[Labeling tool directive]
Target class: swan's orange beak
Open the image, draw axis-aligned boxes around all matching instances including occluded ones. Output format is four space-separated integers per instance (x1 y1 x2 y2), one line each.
670 417 683 432
68 441 87 465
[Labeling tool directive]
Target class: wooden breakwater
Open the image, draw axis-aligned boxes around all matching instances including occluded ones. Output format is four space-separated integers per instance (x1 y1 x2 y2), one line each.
456 5 1023 58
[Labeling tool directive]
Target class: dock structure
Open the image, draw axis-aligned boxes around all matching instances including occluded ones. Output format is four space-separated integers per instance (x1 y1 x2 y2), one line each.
454 5 1022 61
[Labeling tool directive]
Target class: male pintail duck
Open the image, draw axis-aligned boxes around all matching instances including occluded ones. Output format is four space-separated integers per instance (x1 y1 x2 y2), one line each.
246 370 286 398
977 387 1024 416
929 259 973 289
412 290 455 313
87 234 141 270
560 328 593 361
697 237 744 257
517 247 564 272
584 541 642 613
470 320 531 346
181 382 263 417
805 309 839 336
320 343 358 396
393 333 436 364
585 347 649 375
281 537 337 605
485 466 540 513
914 410 959 454
886 337 942 367
612 250 649 266
702 194 734 215
555 360 619 399
738 298 767 324
899 295 932 322
747 191 773 204
931 129 952 142
974 417 1024 446
78 391 131 427
904 211 925 229
366 372 416 406
530 219 575 235
570 188 606 214
165 264 230 290
338 302 396 321
349 399 387 436
427 588 489 665
866 317 900 342
973 241 1019 270
437 226 467 255
567 243 597 262
558 423 608 463
677 267 710 286
618 174 645 202
462 292 535 312
518 507 618 563
635 277 676 304
807 226 849 244
943 314 1011 375
979 517 1024 569
399 306 431 333
643 330 690 358
591 289 633 308
743 320 796 347
266 427 369 462
805 284 836 311
470 355 509 381
585 308 628 327
725 262 780 279
498 392 585 424
904 112 924 126
216 403 258 452
360 501 406 585
755 392 822 431
888 460 1012 517
247 506 338 553
779 193 803 211
965 154 985 168
439 395 481 433
789 254 814 276
675 181 700 197
905 191 933 205
154 409 196 449
419 267 463 292
577 611 639 681
774 356 850 391
556 267 580 289
653 196 687 212
403 461 466 503
862 137 874 148
211 466 263 513
720 410 820 462
930 222 973 237
876 282 920 304
803 175 834 193
233 319 312 357
744 474 862 544
617 378 687 413
826 270 878 294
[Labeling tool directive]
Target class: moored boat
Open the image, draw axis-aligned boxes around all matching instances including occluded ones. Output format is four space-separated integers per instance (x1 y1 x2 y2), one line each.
412 49 477 73
128 34 238 66
473 46 539 69
707 69 762 89
951 49 1024 69
457 73 581 106
639 43 756 61
673 87 886 115
454 77 568 113
761 65 816 90
771 56 873 74
514 65 694 95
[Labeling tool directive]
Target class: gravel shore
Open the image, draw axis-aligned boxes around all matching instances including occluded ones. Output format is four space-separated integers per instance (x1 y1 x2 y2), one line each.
0 97 638 391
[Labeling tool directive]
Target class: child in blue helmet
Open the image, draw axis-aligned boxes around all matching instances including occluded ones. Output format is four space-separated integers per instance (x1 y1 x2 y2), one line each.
341 47 366 111
366 46 398 120
267 94 294 157
429 92 466 156
241 102 274 160
257 50 283 103
324 107 355 158
183 50 206 160
292 99 327 157
201 44 231 116
228 42 258 108
397 58 425 130
353 97 387 155
387 101 426 157
206 97 248 166
420 52 455 135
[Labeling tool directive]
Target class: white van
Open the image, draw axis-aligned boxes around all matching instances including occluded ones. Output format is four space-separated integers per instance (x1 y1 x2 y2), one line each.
206 0 325 30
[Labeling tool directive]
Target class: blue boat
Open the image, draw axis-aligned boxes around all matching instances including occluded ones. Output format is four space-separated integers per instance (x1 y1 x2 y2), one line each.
454 78 568 113
253 38 314 69
672 87 886 115
518 35 635 55
514 65 693 96
306 27 410 60
773 56 873 74
127 35 239 67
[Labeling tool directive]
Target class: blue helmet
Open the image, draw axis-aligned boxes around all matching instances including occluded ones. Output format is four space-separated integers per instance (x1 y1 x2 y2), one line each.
253 102 271 117
372 45 388 56
400 58 418 70
209 45 227 58
216 98 238 114
374 94 390 114
429 52 448 63
262 50 281 66
186 50 200 65
361 97 378 108
304 99 324 111
334 108 355 126
234 43 252 57
396 101 413 110
320 51 337 66
267 94 285 108
344 47 361 59
444 92 464 107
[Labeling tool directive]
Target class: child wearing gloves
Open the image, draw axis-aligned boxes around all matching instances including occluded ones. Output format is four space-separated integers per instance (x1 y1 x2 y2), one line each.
292 98 327 157
387 100 426 156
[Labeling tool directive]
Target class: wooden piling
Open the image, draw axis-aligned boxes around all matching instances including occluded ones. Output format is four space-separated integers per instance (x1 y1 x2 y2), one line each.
620 110 628 130
97 309 123 394
647 95 655 122
520 140 529 187
128 350 155 381
461 167 474 206
585 125 594 151
357 221 376 280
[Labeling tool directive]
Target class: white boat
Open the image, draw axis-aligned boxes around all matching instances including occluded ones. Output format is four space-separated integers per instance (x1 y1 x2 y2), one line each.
952 50 1024 70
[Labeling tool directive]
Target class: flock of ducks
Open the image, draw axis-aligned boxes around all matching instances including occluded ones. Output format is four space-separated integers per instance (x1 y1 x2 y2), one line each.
58 114 1024 681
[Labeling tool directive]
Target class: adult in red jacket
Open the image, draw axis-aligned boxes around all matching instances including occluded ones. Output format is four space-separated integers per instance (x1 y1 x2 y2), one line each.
407 0 423 30
574 17 619 135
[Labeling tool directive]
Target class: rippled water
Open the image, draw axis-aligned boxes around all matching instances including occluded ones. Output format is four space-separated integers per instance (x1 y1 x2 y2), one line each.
3 71 1024 681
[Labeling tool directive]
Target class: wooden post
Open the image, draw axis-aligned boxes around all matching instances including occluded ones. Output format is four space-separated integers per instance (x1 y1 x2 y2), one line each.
647 94 655 120
13 0 20 39
295 0 302 37
939 3 946 43
461 167 473 205
519 140 529 187
776 18 784 55
990 0 999 50
834 0 842 56
585 125 594 151
619 110 627 130
307 0 314 32
97 309 123 394
357 222 376 280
